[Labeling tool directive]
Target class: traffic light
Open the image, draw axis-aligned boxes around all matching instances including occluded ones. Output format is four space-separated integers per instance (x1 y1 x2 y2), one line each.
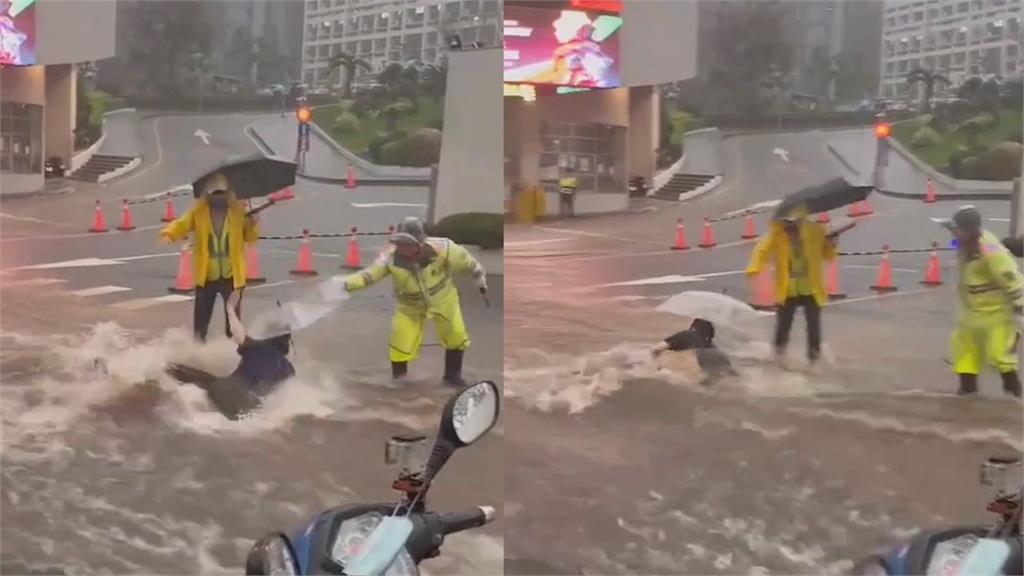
874 122 892 139
296 106 312 124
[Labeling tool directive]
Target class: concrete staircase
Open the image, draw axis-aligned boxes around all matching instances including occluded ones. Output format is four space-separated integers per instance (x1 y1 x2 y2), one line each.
653 173 717 201
69 154 136 183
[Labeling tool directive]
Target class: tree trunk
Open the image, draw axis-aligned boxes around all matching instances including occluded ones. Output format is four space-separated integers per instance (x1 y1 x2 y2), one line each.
923 80 933 113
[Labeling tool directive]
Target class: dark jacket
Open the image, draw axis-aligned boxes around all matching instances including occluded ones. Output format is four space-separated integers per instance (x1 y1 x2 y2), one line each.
1003 235 1023 259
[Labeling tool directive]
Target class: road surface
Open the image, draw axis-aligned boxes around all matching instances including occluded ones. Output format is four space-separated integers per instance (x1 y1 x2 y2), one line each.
503 128 1021 575
0 113 503 574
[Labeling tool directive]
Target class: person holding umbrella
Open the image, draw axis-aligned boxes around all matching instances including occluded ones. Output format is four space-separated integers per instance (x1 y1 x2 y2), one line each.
343 216 487 387
935 205 1023 397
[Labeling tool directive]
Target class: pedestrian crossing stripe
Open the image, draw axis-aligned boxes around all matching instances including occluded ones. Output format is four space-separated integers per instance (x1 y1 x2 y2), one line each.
112 294 193 311
0 278 68 288
71 285 132 297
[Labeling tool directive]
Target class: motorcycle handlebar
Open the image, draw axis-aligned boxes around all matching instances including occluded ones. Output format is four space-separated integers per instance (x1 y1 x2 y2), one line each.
436 506 495 536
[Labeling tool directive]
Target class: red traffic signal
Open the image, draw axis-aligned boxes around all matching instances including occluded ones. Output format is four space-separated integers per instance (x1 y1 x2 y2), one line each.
874 122 891 139
296 106 312 124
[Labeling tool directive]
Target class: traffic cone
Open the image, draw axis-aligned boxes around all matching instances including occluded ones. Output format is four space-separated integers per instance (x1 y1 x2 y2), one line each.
670 218 690 251
246 244 266 284
741 214 758 239
698 217 717 248
342 227 362 270
168 245 195 294
117 199 136 231
826 259 846 300
290 229 318 276
924 179 936 204
88 200 108 233
280 186 295 200
750 266 777 311
345 164 356 189
817 211 831 224
859 199 875 216
161 198 176 222
848 201 863 217
921 242 943 286
870 245 897 292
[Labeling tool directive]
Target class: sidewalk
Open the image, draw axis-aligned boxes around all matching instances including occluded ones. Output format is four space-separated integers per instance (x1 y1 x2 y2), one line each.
827 128 1013 201
466 246 503 277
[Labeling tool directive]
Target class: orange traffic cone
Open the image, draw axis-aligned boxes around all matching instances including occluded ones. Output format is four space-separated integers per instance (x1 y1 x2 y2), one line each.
817 212 831 224
670 218 690 251
246 244 266 284
871 245 897 292
750 266 777 311
280 186 295 200
859 199 875 216
117 199 136 231
699 217 717 248
342 227 362 270
921 242 943 286
345 164 356 189
826 259 846 300
924 179 936 204
741 214 758 239
848 201 863 217
88 200 108 233
168 245 195 294
161 198 176 222
290 229 318 276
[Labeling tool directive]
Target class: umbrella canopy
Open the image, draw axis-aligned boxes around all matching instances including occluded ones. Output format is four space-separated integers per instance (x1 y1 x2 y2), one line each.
192 153 297 200
773 178 873 221
247 276 350 340
656 290 772 333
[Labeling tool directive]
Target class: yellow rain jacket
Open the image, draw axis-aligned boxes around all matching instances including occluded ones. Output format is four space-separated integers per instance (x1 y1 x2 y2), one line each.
746 219 837 307
950 230 1024 375
160 195 259 290
344 237 487 363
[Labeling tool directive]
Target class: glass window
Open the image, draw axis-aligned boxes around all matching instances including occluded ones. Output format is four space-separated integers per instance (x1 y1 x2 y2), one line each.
0 101 43 174
307 1 317 12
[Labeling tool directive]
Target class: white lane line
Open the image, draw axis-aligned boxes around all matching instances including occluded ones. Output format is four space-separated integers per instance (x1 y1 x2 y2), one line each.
11 257 123 271
0 212 76 227
505 238 575 248
990 217 1010 222
827 287 936 307
1 278 68 288
113 293 193 310
844 264 919 273
596 274 707 288
534 226 654 245
247 280 296 290
351 202 426 208
114 252 180 262
72 285 132 297
0 224 163 244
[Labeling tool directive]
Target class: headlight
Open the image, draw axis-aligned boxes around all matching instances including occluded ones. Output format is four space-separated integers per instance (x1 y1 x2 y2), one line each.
245 533 299 576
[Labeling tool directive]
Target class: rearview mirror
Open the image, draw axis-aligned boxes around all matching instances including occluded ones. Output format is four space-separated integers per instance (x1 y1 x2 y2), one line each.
422 381 501 484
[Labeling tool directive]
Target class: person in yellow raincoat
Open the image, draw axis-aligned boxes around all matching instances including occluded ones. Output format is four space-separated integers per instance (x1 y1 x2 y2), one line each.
343 216 487 386
746 211 838 369
937 206 1023 397
159 172 259 342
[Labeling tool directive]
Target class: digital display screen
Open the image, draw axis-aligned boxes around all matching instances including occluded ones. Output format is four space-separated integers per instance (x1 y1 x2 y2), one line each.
0 0 36 66
503 6 622 89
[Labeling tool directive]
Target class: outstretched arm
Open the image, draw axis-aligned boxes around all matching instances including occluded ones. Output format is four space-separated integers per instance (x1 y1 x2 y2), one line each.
160 205 197 244
344 250 391 292
447 242 488 290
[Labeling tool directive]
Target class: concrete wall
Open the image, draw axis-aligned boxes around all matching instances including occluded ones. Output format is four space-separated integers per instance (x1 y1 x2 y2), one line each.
2 173 45 196
537 87 630 126
620 0 698 87
627 85 657 183
44 64 75 164
0 65 46 104
434 47 504 222
36 0 116 65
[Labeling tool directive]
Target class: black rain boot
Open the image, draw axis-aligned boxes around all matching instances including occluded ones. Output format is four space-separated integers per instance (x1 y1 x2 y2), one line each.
443 350 466 388
957 373 979 396
392 361 408 381
1000 371 1022 398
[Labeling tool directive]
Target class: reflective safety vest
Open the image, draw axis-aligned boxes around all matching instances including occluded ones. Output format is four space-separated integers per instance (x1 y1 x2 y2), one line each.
206 223 233 281
958 230 1024 323
787 248 813 297
559 176 579 195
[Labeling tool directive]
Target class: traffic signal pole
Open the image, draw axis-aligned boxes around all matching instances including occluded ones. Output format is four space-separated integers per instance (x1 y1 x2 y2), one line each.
295 105 312 173
873 118 891 189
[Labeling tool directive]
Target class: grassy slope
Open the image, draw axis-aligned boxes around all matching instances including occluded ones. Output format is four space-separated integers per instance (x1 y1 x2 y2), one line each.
318 98 443 157
892 107 1022 171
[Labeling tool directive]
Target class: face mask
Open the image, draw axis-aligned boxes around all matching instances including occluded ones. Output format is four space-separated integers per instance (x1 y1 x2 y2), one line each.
208 195 228 209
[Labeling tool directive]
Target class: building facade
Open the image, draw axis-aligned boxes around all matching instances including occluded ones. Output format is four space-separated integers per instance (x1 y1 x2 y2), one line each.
301 0 501 88
880 0 1023 99
504 0 698 215
1 0 116 196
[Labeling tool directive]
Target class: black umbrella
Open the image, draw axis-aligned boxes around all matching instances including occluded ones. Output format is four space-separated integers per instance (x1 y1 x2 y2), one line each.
773 178 874 220
192 153 297 200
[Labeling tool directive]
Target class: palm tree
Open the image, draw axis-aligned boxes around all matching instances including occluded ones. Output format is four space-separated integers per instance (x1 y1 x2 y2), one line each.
905 67 950 113
326 52 372 99
377 62 419 105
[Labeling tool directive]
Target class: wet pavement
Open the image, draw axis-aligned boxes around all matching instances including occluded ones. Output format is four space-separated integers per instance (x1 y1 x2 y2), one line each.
0 113 502 574
502 128 1021 574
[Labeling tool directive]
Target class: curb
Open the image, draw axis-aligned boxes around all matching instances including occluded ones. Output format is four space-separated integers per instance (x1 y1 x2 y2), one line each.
876 188 1011 201
826 142 862 177
0 185 78 200
886 130 1015 193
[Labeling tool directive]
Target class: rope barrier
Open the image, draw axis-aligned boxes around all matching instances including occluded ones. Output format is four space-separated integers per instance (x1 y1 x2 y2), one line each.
839 246 954 256
125 187 193 206
259 230 394 241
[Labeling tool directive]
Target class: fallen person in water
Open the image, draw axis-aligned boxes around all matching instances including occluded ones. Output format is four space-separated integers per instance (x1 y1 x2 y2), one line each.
165 290 295 420
651 318 736 384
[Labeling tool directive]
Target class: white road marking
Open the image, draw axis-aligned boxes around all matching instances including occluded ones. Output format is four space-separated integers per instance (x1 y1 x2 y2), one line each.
826 287 936 307
1 278 68 288
12 257 123 271
723 199 782 218
505 238 576 248
72 285 132 297
247 280 296 290
0 223 164 244
0 212 73 226
843 264 919 274
597 274 708 288
350 202 427 208
608 295 667 302
114 252 181 262
534 226 653 245
773 147 790 162
194 129 211 145
113 294 194 310
990 217 1010 222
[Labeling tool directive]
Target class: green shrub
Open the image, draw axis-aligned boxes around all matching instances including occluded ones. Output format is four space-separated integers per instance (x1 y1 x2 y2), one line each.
367 133 391 164
378 140 406 165
428 212 503 250
910 126 940 148
948 147 970 178
86 91 111 128
337 99 355 112
669 111 691 147
332 111 362 134
971 142 1023 181
960 155 983 179
399 128 442 166
914 114 933 130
